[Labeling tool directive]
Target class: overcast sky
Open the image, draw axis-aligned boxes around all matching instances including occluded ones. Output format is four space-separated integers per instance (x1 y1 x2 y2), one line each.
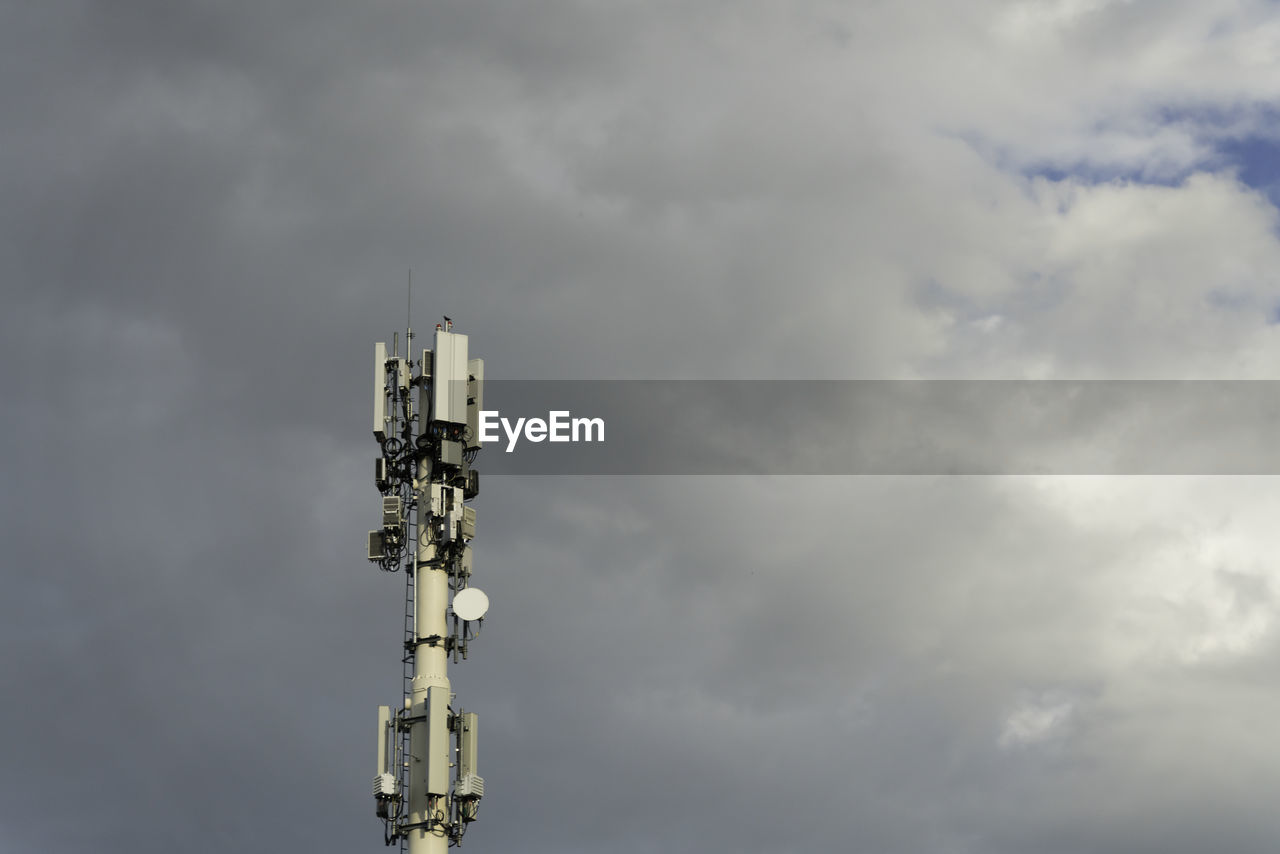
7 1 1280 852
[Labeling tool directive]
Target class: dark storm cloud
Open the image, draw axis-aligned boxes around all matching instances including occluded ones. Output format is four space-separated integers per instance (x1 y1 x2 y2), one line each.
461 475 1280 853
0 5 757 852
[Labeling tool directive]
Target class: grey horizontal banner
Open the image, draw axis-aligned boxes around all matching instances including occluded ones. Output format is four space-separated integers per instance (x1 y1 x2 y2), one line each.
468 381 1280 475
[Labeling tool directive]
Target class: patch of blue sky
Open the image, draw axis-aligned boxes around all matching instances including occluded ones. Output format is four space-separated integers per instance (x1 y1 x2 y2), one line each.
1206 287 1263 314
914 272 1071 324
949 125 1199 189
1213 136 1280 207
956 103 1280 202
944 103 1280 326
1018 117 1206 185
1151 102 1280 136
1155 102 1280 204
1017 159 1189 187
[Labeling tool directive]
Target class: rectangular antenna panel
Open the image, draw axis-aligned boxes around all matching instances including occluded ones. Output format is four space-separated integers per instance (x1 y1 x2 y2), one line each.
374 342 388 440
425 686 450 795
367 531 385 561
376 705 392 776
432 329 469 425
418 349 434 424
466 358 484 448
461 506 476 540
459 711 479 779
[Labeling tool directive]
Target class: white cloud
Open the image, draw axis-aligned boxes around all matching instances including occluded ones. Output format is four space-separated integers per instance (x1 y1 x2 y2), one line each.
380 1 1280 380
923 173 1280 378
999 693 1076 749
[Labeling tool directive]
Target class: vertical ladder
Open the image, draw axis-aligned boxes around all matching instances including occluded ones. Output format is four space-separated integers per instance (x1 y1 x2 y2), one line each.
399 487 416 854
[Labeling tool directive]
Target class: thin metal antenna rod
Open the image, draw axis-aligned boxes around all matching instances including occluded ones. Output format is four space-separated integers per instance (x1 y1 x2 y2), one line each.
406 270 414 363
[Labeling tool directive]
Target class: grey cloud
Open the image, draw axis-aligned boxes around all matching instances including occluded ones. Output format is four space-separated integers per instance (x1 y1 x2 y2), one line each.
7 2 1280 853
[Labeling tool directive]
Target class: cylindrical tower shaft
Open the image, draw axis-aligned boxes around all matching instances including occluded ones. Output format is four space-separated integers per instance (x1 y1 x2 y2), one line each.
408 457 451 854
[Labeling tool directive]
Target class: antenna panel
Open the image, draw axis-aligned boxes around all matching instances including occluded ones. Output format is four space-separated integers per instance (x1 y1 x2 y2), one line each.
373 342 388 440
367 531 385 561
425 686 450 795
467 358 485 449
458 712 479 779
432 329 469 425
376 705 392 776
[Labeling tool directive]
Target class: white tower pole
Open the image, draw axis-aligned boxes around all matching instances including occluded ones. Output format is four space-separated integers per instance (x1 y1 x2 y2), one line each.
370 322 486 848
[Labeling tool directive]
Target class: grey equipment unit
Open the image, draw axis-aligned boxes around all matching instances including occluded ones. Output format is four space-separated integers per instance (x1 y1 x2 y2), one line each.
365 319 490 852
382 496 403 528
374 705 399 818
455 711 484 806
367 531 386 561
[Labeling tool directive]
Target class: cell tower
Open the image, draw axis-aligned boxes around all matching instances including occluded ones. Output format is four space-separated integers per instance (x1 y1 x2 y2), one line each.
367 317 488 851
